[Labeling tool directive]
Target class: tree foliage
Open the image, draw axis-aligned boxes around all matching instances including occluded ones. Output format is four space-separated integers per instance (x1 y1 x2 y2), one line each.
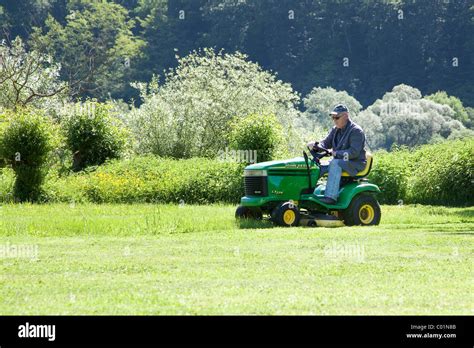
63 101 129 171
130 48 306 158
0 37 67 111
227 113 283 163
425 91 470 128
30 0 144 100
355 84 469 150
0 109 54 201
0 0 472 107
303 87 362 130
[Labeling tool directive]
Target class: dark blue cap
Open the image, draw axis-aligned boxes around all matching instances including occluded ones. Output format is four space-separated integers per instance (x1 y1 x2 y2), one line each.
330 104 349 115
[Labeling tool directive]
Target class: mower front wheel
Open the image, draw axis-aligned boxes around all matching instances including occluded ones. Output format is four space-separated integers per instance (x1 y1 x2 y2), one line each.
235 205 263 220
272 202 300 227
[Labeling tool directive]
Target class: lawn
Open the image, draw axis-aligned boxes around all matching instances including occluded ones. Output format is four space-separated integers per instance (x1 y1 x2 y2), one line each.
0 203 472 315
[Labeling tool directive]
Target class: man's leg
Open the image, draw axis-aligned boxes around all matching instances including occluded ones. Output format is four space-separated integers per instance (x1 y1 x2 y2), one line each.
324 159 343 201
313 164 329 195
319 164 329 177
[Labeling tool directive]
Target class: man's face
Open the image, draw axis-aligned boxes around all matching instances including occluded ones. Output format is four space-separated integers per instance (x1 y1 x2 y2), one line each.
331 112 349 129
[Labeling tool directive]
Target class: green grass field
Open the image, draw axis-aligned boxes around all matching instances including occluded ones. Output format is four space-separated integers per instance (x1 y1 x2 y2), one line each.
0 203 472 315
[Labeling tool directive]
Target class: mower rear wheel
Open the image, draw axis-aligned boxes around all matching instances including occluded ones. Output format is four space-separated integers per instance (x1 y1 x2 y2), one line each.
343 193 381 226
272 202 300 227
235 205 263 220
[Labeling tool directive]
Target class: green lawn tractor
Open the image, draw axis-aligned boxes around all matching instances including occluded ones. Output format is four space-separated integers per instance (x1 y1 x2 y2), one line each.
235 144 381 227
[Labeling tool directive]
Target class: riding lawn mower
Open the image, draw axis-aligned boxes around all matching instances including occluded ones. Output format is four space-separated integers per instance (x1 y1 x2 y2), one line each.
235 143 381 227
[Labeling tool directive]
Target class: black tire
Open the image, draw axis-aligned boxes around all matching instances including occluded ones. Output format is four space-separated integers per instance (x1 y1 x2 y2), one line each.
343 193 381 226
272 201 300 227
235 205 263 220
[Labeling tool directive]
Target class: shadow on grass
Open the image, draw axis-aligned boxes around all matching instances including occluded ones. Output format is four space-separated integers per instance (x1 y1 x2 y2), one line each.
438 207 474 219
235 218 274 229
432 232 474 236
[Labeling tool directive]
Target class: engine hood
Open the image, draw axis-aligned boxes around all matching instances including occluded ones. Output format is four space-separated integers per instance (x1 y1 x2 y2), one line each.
244 157 313 171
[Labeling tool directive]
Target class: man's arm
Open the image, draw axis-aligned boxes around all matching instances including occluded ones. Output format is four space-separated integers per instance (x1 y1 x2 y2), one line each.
307 128 335 151
319 128 335 150
333 128 365 160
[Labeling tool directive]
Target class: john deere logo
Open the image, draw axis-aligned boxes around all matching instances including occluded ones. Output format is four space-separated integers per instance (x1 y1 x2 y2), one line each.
285 164 305 168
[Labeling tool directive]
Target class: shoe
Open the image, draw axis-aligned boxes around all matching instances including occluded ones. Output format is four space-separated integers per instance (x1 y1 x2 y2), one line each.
319 197 337 205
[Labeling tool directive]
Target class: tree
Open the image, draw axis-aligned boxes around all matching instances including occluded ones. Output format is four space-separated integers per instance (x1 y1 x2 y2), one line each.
0 108 54 202
227 112 283 163
0 37 67 111
425 91 470 127
0 0 54 39
136 0 208 85
303 87 362 130
130 48 307 158
355 84 468 150
63 101 129 171
0 0 472 109
30 0 144 100
465 107 474 129
0 5 10 34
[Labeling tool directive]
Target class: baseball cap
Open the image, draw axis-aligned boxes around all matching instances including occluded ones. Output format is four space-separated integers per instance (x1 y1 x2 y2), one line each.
330 104 349 115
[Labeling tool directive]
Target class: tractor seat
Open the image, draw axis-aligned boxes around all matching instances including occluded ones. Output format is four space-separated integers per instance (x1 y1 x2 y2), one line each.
341 153 373 178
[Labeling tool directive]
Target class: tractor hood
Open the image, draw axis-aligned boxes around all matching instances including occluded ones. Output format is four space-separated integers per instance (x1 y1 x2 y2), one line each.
244 157 312 171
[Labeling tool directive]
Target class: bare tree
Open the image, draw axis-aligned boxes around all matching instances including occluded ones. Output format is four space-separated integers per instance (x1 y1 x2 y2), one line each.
0 36 68 110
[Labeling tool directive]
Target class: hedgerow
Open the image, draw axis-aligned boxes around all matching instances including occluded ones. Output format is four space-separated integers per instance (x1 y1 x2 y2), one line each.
368 139 473 206
44 155 245 204
1 139 472 206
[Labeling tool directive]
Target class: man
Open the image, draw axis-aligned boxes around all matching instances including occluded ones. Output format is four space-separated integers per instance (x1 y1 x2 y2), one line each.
307 104 367 205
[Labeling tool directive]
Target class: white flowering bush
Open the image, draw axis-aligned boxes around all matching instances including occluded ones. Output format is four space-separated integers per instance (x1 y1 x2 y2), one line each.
354 84 469 150
303 87 363 130
129 49 309 158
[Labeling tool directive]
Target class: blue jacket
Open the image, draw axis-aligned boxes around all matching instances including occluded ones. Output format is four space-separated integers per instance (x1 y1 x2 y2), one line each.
320 119 367 176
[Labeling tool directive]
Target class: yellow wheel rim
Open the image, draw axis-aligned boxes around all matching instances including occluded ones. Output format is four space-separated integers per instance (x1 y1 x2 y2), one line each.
283 210 296 225
359 204 375 224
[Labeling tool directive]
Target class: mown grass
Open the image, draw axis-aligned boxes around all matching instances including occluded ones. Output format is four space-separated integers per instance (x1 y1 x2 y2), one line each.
0 203 472 315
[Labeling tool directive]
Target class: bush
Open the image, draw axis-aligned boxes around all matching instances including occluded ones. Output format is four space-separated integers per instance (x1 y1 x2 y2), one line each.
0 167 15 202
0 109 54 201
46 155 245 204
63 101 129 171
130 49 303 159
369 139 474 206
368 148 411 204
2 138 471 206
227 113 283 163
407 139 474 206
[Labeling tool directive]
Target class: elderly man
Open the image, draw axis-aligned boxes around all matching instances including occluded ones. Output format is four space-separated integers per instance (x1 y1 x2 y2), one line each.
307 104 367 205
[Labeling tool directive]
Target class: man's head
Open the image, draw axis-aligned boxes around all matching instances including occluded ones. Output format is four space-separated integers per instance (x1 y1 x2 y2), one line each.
330 104 349 129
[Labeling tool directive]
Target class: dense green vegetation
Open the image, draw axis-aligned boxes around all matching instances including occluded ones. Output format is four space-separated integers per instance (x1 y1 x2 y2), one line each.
227 112 284 163
62 101 129 171
0 1 472 207
128 49 303 158
1 0 472 107
0 109 55 202
0 138 471 206
0 203 472 314
368 138 474 206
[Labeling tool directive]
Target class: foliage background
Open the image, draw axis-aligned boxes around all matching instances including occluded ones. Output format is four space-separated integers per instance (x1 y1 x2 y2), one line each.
0 0 472 107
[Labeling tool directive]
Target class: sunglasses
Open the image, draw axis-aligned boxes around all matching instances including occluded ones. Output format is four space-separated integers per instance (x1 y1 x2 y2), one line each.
331 114 342 120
